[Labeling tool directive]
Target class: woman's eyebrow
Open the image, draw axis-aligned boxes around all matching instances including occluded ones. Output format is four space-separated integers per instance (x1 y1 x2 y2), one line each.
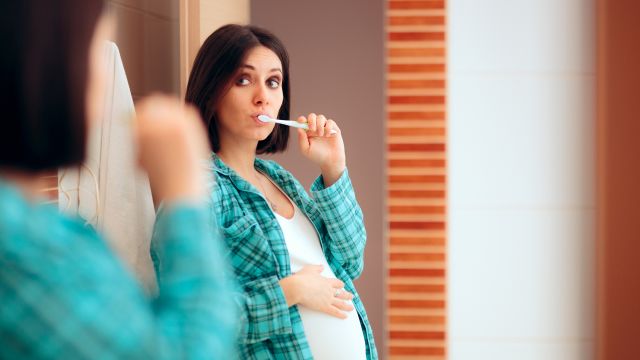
242 64 282 74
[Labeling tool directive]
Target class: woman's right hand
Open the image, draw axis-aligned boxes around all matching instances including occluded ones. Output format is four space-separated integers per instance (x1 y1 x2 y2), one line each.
279 265 355 319
135 95 210 205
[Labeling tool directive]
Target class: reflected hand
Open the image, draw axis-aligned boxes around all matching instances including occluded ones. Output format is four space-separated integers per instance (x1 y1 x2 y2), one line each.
135 95 210 204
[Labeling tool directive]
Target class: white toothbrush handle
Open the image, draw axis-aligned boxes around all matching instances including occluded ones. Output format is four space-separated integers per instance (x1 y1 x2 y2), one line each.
272 119 309 129
270 118 337 134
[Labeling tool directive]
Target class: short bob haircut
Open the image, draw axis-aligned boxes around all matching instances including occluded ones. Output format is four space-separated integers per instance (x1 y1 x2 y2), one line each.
0 0 104 172
185 24 291 154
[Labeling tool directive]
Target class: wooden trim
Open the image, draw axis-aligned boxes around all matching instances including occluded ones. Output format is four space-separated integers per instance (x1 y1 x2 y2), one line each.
596 0 640 359
40 172 59 203
179 0 200 99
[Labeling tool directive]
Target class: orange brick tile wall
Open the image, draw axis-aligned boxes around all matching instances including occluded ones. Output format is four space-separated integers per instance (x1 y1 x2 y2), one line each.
386 0 447 359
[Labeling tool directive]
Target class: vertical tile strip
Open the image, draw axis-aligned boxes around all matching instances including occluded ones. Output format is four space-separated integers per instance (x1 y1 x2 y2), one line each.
386 0 446 358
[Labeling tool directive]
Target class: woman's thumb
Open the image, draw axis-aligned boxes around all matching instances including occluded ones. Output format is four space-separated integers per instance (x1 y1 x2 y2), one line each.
297 127 310 153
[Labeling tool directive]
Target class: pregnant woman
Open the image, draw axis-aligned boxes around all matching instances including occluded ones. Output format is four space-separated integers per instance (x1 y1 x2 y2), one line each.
185 24 378 359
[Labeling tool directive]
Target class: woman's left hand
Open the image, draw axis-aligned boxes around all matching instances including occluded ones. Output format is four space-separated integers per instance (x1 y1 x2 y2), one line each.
296 113 346 186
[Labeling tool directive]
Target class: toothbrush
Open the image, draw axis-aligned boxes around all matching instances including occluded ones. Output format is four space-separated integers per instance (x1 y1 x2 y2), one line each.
258 115 337 135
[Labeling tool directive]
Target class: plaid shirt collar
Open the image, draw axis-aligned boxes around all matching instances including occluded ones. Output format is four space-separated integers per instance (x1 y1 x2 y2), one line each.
211 152 316 214
212 153 286 189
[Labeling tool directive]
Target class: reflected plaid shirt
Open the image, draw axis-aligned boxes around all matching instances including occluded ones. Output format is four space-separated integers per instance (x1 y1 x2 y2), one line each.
210 154 378 360
0 180 237 359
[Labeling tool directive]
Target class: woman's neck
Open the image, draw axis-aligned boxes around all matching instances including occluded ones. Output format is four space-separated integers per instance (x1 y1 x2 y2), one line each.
0 169 47 200
216 140 259 180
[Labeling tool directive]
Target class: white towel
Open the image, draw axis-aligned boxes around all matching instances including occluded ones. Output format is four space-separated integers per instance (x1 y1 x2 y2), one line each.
59 41 157 292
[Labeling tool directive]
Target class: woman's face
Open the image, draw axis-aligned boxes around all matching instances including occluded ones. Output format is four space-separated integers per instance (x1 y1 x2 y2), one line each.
216 45 284 145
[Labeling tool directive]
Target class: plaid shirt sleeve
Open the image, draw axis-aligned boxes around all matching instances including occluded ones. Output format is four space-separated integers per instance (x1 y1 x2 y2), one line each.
0 202 237 359
310 168 367 280
149 202 239 357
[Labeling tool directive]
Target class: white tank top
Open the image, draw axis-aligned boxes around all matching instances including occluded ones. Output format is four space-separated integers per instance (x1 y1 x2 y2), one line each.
273 202 366 360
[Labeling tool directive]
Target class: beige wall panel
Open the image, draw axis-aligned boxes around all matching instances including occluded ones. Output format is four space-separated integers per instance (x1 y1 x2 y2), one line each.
200 0 249 42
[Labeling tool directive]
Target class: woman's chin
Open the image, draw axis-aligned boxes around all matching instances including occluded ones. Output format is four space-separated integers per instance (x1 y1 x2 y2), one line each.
251 128 274 141
230 126 274 143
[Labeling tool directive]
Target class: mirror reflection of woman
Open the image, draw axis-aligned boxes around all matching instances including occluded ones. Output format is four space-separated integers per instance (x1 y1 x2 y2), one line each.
0 1 236 357
186 24 378 359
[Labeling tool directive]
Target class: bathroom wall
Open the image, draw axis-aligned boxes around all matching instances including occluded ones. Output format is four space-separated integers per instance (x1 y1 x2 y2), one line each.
448 0 595 358
107 0 180 98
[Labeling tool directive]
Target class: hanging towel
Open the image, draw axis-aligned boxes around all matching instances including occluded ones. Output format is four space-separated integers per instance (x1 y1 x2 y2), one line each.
59 41 156 292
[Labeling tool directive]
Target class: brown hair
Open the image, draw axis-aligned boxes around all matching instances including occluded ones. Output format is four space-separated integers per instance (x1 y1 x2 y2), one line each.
185 24 291 154
0 0 104 171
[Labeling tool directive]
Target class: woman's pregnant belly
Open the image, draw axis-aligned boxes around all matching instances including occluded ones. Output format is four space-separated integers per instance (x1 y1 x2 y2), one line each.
273 205 367 359
298 300 367 360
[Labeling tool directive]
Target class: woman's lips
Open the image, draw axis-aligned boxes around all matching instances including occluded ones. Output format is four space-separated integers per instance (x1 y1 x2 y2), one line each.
252 114 270 126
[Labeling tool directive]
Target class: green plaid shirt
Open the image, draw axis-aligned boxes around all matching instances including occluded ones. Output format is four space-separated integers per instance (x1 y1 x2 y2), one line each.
0 179 237 359
210 154 378 360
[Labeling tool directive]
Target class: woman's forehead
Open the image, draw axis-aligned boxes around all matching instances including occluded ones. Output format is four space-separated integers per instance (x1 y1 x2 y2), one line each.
242 46 282 73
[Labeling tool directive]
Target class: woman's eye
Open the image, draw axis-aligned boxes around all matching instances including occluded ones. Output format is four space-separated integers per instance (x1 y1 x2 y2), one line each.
237 77 250 86
267 79 280 89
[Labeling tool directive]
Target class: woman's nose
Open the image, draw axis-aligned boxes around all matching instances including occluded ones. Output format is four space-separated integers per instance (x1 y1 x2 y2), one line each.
253 84 269 106
253 85 268 105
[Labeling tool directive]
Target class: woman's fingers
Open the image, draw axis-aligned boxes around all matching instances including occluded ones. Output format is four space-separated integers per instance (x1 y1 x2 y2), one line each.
307 113 317 133
325 306 349 319
332 299 354 312
297 112 339 138
292 270 357 319
296 115 310 153
307 117 339 138
325 119 339 137
316 114 326 137
330 278 345 288
334 288 354 301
